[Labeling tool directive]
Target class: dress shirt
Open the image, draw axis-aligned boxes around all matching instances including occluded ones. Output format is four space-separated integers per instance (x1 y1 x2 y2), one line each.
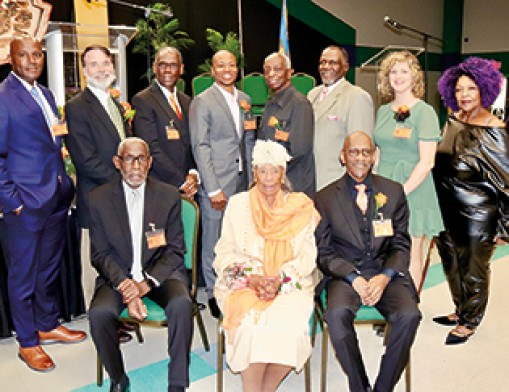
87 84 111 113
123 181 145 282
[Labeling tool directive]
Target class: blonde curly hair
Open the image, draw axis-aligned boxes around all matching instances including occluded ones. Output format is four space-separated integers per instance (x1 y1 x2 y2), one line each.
377 51 425 102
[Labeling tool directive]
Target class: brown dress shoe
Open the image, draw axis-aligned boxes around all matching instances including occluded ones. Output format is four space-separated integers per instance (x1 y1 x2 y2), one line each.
18 345 55 372
38 325 87 344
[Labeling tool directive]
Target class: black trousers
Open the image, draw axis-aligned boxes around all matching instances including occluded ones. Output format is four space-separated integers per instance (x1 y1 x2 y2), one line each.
436 230 494 328
325 278 421 392
89 279 193 388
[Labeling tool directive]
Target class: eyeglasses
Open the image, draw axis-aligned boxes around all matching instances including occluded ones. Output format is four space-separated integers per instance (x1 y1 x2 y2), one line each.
118 155 150 165
346 148 373 157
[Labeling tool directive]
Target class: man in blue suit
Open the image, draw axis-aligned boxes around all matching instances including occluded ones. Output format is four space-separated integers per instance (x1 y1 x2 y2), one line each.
0 38 86 372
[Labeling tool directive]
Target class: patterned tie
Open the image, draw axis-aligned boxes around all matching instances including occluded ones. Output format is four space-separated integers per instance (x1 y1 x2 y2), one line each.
169 94 183 121
107 96 126 140
355 184 368 215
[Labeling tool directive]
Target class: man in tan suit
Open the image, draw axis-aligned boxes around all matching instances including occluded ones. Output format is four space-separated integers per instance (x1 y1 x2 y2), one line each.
308 46 374 191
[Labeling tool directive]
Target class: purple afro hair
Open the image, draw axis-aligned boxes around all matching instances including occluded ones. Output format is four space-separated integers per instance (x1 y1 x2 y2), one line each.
437 57 503 112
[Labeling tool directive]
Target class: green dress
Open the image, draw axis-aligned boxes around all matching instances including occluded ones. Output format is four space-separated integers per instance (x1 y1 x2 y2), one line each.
374 100 444 237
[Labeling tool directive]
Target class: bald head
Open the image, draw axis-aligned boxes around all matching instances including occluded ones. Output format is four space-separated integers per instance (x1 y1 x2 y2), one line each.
9 37 44 85
341 131 375 182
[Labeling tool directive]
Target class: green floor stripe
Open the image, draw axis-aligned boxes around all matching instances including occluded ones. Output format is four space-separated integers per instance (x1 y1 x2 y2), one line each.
73 351 215 391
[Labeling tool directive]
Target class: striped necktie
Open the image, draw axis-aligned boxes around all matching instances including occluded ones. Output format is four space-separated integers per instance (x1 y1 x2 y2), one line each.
30 87 55 142
169 94 182 121
355 184 368 215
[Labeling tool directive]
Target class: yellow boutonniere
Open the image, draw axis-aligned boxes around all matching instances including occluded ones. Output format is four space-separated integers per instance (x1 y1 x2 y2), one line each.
374 192 388 212
239 100 250 112
268 116 280 129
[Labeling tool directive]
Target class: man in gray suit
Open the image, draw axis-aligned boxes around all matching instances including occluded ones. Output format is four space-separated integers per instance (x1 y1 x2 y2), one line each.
189 50 255 318
308 46 374 191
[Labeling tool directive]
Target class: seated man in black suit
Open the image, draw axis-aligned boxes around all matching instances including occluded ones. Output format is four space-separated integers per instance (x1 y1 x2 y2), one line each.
314 131 421 392
88 137 193 392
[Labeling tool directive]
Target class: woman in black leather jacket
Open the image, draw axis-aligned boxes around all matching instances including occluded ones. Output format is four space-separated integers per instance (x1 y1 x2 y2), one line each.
433 57 508 345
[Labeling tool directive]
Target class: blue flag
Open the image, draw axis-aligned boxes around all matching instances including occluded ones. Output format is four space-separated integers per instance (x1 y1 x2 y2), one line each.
279 0 290 59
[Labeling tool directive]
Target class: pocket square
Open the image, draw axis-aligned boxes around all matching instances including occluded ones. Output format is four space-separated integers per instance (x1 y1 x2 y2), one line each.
327 114 340 121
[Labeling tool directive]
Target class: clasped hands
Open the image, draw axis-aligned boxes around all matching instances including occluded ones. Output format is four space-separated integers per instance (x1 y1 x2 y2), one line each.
180 173 198 198
117 278 151 321
248 274 281 301
352 274 390 306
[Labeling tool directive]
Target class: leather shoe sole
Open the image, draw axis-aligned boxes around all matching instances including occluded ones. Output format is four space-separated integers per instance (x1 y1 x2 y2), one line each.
18 345 55 372
39 325 87 345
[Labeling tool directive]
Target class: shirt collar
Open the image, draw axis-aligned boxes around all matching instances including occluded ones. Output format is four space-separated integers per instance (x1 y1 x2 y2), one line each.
269 83 296 108
11 71 38 92
87 84 111 102
122 181 146 199
155 80 177 101
214 82 238 102
346 173 373 192
324 77 345 93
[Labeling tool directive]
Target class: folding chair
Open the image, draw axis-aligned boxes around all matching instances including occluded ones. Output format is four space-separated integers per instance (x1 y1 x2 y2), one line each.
291 72 316 96
240 72 269 116
192 73 214 96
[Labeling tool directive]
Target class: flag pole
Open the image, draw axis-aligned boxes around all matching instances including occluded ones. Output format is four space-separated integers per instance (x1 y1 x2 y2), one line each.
237 0 245 79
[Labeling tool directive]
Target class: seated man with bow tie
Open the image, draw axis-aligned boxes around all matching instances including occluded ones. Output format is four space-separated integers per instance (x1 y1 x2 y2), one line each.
88 137 193 392
314 131 421 392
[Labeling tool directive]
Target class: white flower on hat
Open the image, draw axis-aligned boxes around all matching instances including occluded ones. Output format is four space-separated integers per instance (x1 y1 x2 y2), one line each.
252 140 292 169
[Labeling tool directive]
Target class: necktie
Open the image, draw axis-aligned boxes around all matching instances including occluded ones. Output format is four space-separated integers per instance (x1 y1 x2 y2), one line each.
107 96 126 140
169 94 183 121
355 184 368 215
30 87 54 133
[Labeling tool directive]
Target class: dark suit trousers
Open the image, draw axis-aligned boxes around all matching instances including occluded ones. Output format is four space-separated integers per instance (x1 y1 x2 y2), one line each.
89 279 193 388
325 278 421 392
4 205 68 348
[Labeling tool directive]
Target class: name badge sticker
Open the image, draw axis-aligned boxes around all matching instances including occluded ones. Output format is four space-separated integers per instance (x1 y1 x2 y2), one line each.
372 218 394 238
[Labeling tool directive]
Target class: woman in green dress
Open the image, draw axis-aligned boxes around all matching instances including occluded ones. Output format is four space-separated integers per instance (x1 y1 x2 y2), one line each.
374 51 444 289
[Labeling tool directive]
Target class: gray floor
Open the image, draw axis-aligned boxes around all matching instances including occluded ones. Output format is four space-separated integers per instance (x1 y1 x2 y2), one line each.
1 251 508 391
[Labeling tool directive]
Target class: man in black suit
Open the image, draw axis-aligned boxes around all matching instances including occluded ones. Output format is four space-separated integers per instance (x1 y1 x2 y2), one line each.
132 47 197 198
88 137 193 392
314 131 421 392
65 45 129 306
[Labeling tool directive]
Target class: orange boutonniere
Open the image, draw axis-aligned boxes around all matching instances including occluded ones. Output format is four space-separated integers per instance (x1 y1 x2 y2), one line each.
394 105 410 122
121 101 135 121
239 100 250 112
109 88 121 99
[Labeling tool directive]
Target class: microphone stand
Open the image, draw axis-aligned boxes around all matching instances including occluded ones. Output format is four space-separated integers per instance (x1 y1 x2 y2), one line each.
108 0 173 81
385 19 443 101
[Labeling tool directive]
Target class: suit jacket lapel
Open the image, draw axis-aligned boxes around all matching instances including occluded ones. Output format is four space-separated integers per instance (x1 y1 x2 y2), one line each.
313 83 345 121
9 75 56 147
83 88 122 141
149 82 182 126
141 179 158 265
336 177 363 246
111 181 133 262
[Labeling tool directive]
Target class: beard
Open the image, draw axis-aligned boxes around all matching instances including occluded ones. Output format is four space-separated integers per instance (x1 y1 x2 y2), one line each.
85 72 116 90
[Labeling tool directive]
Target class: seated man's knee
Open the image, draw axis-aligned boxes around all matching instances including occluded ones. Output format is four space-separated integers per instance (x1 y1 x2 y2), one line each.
89 303 119 330
389 306 421 329
325 305 356 340
165 292 192 317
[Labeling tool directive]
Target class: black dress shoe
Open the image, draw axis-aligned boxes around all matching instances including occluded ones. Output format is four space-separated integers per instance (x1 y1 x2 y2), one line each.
110 375 130 392
168 386 185 392
118 330 132 344
445 326 475 345
433 315 458 326
208 297 221 319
